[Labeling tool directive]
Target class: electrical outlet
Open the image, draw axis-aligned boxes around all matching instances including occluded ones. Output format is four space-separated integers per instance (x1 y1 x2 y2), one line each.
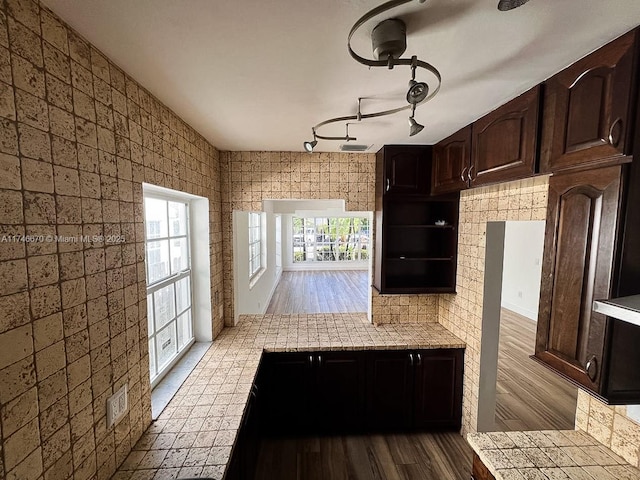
518 291 523 298
106 384 128 429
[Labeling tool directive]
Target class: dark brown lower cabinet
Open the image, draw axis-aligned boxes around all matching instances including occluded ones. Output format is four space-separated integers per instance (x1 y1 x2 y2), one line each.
414 350 464 429
366 349 464 430
471 453 496 480
225 383 260 480
261 348 464 434
260 351 367 433
227 348 464 478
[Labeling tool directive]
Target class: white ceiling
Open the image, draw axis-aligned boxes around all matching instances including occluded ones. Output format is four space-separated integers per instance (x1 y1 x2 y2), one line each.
42 0 640 153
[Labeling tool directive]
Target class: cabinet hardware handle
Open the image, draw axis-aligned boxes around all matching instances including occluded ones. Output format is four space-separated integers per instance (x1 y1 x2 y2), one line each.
585 355 598 382
309 354 314 367
460 166 468 182
409 353 415 366
608 117 623 147
468 164 475 183
416 353 422 366
317 354 322 367
386 178 390 192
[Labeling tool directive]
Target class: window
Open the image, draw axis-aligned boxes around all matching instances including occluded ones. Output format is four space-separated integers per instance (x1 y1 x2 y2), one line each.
249 212 263 279
292 216 370 263
144 195 194 384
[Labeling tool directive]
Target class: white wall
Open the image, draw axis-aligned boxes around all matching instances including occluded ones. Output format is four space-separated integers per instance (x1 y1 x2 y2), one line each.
232 211 282 323
500 220 545 320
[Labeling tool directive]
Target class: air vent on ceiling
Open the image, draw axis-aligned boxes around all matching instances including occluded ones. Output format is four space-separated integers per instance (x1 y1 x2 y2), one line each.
340 144 371 152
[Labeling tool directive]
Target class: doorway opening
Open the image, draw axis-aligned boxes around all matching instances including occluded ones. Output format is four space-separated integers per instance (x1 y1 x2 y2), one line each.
232 199 373 322
477 221 577 432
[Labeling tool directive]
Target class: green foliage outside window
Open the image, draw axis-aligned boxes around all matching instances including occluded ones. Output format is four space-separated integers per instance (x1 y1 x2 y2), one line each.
292 216 370 263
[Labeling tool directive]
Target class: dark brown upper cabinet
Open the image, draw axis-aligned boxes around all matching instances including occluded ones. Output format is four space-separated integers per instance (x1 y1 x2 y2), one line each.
375 145 459 294
533 165 640 403
378 145 431 196
432 126 472 195
471 85 540 186
540 29 639 173
431 87 539 194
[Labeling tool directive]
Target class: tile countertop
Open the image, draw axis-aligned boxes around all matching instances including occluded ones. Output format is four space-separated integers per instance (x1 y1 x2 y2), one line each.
467 430 640 480
113 313 465 480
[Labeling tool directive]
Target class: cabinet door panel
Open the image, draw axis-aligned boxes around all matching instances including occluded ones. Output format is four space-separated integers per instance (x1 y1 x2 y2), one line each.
261 352 314 432
366 351 413 429
432 126 471 195
382 146 431 195
541 30 637 172
414 349 463 429
316 351 366 431
471 86 539 186
535 166 621 392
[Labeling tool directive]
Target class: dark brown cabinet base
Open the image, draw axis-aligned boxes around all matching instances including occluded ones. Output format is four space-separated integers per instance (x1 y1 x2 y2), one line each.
260 348 464 434
227 347 464 479
367 349 464 431
472 453 496 480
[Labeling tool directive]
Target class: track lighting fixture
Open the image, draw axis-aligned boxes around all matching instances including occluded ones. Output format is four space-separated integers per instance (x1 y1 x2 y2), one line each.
408 105 424 136
303 0 441 152
303 137 318 153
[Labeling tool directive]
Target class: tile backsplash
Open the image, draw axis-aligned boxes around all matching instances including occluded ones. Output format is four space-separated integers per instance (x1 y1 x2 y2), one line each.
0 1 223 479
575 389 640 468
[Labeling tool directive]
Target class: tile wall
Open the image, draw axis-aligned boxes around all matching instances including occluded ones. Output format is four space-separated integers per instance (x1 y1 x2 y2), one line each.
437 176 549 435
219 150 438 325
437 175 640 458
575 390 640 468
0 1 224 479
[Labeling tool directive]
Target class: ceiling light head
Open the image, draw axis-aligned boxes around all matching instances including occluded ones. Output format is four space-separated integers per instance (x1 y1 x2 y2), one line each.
408 116 424 136
407 80 429 105
497 0 530 10
303 138 317 153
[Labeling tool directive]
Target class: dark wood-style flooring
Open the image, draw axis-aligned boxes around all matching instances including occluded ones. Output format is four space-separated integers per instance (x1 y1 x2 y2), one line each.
266 270 369 314
257 279 577 478
254 432 473 480
495 308 578 431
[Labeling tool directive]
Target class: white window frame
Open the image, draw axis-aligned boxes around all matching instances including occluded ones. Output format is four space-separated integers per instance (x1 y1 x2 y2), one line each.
248 211 264 281
144 190 196 388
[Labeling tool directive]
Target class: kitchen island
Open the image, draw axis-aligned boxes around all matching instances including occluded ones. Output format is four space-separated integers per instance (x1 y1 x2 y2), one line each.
113 313 465 479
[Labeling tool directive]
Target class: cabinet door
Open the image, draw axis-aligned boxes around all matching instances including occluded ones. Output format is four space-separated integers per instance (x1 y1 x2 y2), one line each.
535 166 622 393
432 126 472 195
471 86 540 186
414 349 463 429
540 30 637 173
366 350 414 429
315 351 366 432
379 145 431 195
261 352 314 432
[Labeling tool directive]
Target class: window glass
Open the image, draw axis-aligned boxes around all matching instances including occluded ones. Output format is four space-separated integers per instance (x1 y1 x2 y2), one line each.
292 216 370 263
249 212 263 278
144 194 194 384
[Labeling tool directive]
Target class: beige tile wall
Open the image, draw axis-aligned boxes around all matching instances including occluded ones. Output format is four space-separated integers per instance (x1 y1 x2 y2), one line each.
0 1 224 479
575 390 640 468
219 150 440 325
437 176 549 435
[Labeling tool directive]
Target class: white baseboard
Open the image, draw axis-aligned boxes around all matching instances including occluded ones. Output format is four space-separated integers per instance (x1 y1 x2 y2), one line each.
501 301 537 321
